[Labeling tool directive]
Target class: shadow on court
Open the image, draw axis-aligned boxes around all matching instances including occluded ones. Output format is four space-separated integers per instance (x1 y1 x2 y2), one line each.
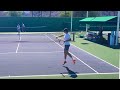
63 66 78 78
81 43 89 45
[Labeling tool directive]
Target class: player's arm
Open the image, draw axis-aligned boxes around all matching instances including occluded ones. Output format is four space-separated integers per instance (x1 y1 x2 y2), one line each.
58 34 64 37
56 34 64 39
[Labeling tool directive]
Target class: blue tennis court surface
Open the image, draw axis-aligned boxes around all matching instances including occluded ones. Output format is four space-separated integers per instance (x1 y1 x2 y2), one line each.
0 34 119 77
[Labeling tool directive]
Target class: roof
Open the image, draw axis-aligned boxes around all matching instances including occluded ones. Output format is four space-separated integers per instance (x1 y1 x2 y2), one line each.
79 16 117 22
80 17 95 21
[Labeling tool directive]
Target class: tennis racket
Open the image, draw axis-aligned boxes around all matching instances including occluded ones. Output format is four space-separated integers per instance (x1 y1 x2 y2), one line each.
58 39 64 45
55 35 64 45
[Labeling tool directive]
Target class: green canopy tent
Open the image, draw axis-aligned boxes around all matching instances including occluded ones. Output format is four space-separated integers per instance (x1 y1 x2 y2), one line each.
79 16 117 24
79 16 119 47
79 16 117 31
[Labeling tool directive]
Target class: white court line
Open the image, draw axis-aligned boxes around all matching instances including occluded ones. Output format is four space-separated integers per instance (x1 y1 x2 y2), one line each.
0 51 63 54
46 35 98 73
16 43 20 53
15 35 21 53
0 52 16 55
17 51 64 54
0 72 118 79
71 44 119 69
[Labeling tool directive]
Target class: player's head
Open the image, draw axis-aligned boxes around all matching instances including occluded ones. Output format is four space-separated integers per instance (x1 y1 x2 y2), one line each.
63 28 68 34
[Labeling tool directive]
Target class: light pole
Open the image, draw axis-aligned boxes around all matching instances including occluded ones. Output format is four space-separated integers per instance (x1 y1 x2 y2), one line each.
115 11 120 46
71 11 73 32
86 11 88 33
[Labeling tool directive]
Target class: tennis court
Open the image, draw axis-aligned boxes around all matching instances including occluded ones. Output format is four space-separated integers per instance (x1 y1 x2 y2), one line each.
0 32 119 79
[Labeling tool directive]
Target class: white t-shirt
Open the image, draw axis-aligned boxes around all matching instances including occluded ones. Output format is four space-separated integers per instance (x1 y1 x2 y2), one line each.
64 33 71 45
17 25 20 31
22 24 25 27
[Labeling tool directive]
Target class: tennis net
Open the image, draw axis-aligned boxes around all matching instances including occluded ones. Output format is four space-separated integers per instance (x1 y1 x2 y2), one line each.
0 32 75 43
0 26 48 32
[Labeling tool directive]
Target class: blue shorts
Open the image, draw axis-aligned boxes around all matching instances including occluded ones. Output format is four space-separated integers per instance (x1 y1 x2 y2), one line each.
64 45 70 51
17 29 21 32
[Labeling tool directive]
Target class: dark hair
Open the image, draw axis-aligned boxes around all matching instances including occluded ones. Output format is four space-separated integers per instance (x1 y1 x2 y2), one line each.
63 28 68 32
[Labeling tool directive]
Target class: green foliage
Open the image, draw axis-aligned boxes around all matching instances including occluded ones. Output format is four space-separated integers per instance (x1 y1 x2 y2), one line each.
60 11 71 17
8 11 23 17
73 11 86 17
88 11 100 17
76 31 86 38
73 11 100 17
72 37 119 67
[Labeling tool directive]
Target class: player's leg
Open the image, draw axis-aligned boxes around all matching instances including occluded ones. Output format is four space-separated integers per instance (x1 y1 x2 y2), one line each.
66 45 76 64
64 50 67 60
18 30 21 40
63 46 68 65
67 52 73 59
23 27 25 32
22 27 24 32
67 52 76 64
24 28 26 32
17 30 19 35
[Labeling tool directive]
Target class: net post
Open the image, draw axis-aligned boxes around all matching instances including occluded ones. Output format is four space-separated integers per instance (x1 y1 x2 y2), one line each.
73 32 75 42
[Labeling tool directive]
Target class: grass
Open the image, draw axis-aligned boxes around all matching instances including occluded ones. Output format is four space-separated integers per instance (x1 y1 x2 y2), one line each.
0 73 119 79
71 35 119 67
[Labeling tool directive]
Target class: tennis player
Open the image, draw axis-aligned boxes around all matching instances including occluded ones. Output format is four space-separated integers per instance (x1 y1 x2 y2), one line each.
22 23 25 32
17 24 21 40
56 28 76 65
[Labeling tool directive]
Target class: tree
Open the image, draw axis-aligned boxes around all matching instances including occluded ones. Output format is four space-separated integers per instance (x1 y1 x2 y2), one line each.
7 11 23 17
49 11 52 17
72 11 101 17
65 11 67 16
60 11 71 17
73 11 86 17
88 11 100 17
0 11 4 16
30 11 44 17
38 11 40 17
99 11 118 16
31 11 34 17
41 11 42 17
